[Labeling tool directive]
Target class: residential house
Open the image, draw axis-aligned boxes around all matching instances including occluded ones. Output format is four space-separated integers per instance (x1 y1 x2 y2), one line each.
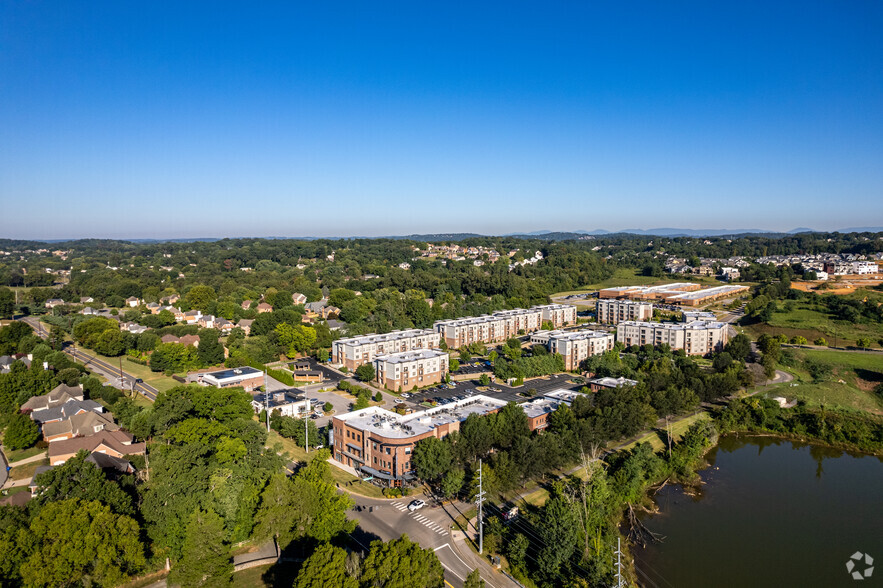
29 399 104 425
44 298 65 309
146 302 161 313
79 296 95 304
125 297 141 307
182 310 202 324
241 300 253 310
42 411 120 443
21 384 84 413
292 292 307 305
256 302 273 313
48 430 146 466
237 319 254 336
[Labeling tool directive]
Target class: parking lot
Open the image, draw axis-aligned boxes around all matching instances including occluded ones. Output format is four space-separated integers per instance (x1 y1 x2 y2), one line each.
402 372 583 407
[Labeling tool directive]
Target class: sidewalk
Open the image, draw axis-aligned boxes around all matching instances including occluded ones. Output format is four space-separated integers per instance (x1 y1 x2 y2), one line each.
6 451 48 467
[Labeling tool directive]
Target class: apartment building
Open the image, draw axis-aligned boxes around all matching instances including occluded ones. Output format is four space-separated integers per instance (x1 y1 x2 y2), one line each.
682 311 716 323
616 320 729 355
331 395 508 486
332 329 441 370
373 349 450 392
531 303 578 328
531 329 614 370
596 299 653 324
433 308 543 348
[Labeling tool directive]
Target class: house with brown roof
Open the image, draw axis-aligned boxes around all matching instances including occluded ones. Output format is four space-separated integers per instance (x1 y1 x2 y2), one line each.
182 310 202 324
48 430 146 466
160 294 180 305
20 384 84 413
241 300 253 310
256 302 273 313
43 411 120 443
292 293 307 305
79 296 95 304
178 334 200 347
237 319 253 336
125 296 141 307
44 298 65 308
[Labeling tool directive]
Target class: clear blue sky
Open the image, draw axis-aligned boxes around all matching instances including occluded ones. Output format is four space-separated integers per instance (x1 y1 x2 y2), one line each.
1 1 882 239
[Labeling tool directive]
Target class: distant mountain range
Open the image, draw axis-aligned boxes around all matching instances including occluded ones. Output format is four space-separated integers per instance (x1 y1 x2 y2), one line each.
12 226 883 245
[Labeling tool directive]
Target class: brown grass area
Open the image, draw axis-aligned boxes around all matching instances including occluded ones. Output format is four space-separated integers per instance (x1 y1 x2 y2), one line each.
791 281 856 295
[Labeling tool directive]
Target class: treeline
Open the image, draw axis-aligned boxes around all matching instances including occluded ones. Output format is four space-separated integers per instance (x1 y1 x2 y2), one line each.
716 397 883 454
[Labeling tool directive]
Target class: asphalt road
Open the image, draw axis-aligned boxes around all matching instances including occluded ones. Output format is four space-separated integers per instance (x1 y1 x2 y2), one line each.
347 493 515 588
20 317 159 401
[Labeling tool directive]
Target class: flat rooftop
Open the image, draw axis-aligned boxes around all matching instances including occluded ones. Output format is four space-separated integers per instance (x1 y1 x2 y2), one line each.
588 376 638 388
204 366 262 381
335 329 436 347
375 349 448 364
664 285 749 301
337 394 508 438
618 320 726 330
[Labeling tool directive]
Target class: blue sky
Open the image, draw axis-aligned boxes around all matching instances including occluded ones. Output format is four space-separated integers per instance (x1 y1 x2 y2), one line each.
1 1 882 239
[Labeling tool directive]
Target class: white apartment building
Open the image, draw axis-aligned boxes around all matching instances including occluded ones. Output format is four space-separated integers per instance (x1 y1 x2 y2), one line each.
616 320 729 356
373 349 450 392
531 329 614 370
332 329 441 370
596 299 653 325
531 304 578 328
852 261 879 275
433 308 543 348
682 311 716 323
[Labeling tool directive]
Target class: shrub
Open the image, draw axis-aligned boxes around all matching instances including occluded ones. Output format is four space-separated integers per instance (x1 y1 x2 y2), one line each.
323 401 333 413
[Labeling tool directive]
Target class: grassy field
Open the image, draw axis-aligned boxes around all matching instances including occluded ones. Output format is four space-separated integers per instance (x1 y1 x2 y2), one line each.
74 347 179 394
264 429 387 498
743 293 883 349
9 457 50 481
767 348 883 415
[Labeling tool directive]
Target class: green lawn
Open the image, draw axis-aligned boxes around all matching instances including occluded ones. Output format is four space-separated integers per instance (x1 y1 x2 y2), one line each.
74 348 178 394
743 296 883 349
5 446 46 463
10 457 50 481
768 348 883 415
618 412 711 453
232 564 274 588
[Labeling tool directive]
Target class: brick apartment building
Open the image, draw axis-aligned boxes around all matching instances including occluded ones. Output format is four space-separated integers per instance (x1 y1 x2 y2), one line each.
332 329 441 370
616 320 728 355
595 299 653 324
331 395 508 486
373 349 450 392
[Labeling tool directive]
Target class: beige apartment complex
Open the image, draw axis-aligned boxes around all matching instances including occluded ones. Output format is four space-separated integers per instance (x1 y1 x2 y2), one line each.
532 303 578 328
433 308 543 348
616 320 729 355
373 349 450 391
596 299 653 324
332 329 441 370
531 328 615 370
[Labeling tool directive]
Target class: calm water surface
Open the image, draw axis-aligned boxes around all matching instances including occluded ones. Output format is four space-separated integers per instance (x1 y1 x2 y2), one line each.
634 435 883 588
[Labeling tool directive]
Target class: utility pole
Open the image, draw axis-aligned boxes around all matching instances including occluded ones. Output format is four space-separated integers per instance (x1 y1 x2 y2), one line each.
615 536 624 588
475 458 485 554
304 387 309 454
264 370 270 432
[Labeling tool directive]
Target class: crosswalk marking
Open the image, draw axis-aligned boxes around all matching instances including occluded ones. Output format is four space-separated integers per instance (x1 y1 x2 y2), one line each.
384 502 449 535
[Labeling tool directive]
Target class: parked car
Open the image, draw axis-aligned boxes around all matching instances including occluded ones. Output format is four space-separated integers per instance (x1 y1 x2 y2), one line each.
394 398 404 404
401 393 411 398
408 499 426 512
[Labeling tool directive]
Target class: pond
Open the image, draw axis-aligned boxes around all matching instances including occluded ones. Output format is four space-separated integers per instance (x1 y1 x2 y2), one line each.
633 435 883 587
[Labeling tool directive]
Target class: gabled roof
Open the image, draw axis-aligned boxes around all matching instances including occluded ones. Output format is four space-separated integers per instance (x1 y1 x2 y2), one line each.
30 399 103 424
48 430 143 462
21 384 84 412
43 411 118 440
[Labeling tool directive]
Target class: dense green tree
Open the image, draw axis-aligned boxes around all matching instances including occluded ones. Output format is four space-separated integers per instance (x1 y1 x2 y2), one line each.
185 285 218 313
275 323 317 356
360 535 445 588
724 333 751 362
0 287 14 318
19 499 146 588
170 507 232 588
440 468 465 498
412 437 453 482
197 329 225 366
31 452 135 516
3 412 40 450
0 322 33 354
294 543 358 588
536 491 580 581
355 364 376 382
